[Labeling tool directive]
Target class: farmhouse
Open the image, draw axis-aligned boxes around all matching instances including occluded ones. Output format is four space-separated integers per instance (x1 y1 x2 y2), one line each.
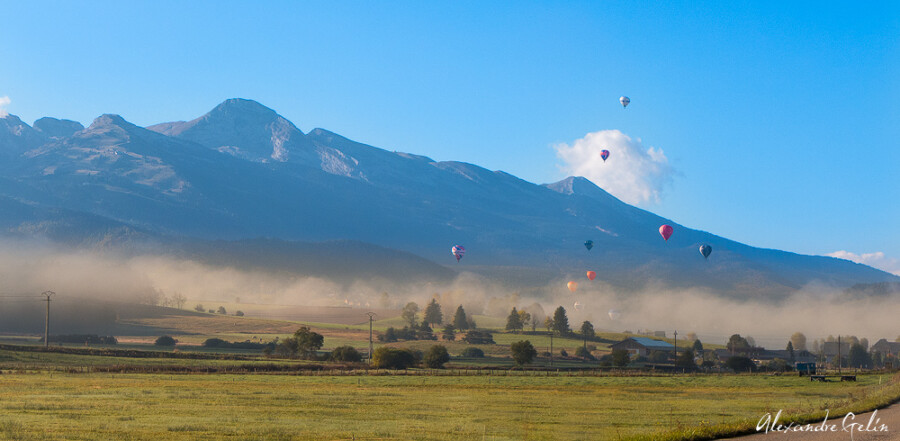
822 342 850 358
610 337 675 357
871 339 900 356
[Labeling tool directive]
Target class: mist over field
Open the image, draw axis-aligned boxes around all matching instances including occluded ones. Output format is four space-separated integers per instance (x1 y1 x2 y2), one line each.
0 238 896 347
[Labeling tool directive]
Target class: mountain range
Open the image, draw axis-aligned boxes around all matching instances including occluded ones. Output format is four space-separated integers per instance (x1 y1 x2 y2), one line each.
1 98 895 299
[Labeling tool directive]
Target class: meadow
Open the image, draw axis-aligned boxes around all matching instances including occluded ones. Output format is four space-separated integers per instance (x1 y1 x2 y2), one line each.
1 371 898 440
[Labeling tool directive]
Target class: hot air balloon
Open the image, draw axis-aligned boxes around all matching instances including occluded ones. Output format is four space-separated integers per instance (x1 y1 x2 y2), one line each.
699 244 712 259
574 301 583 311
619 96 630 108
584 240 594 251
659 224 674 242
608 309 621 320
451 245 466 262
600 150 610 162
567 281 578 292
586 271 596 281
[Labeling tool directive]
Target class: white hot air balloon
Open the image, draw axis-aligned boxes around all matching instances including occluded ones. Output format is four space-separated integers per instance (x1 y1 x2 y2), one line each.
573 301 584 311
619 96 630 108
608 309 622 320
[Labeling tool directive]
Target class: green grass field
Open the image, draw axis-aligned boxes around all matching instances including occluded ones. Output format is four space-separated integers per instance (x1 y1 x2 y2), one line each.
0 372 897 440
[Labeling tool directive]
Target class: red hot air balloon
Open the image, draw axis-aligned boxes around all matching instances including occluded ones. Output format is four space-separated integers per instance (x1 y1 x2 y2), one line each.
567 281 578 292
659 224 674 242
586 271 596 281
600 150 610 162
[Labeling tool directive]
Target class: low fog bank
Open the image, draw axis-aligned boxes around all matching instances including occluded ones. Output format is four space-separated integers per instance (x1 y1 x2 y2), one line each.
0 239 896 346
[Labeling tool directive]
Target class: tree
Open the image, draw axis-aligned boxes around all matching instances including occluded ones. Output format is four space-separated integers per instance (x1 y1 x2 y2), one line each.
611 349 630 367
217 306 227 315
686 332 698 343
510 340 537 366
194 304 205 312
575 346 595 361
860 338 869 351
790 332 807 351
235 310 244 317
331 346 362 362
692 339 703 353
786 341 795 362
401 302 419 328
372 347 417 369
293 326 324 359
380 327 398 342
580 321 595 339
441 325 456 341
517 310 532 331
849 343 872 368
725 356 756 372
423 299 443 327
676 349 695 371
424 345 450 368
155 335 177 346
452 305 469 330
505 307 523 333
726 334 750 352
552 306 570 335
171 293 187 309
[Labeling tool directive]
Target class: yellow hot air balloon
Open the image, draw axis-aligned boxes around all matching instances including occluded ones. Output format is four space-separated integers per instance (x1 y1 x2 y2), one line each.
567 281 578 292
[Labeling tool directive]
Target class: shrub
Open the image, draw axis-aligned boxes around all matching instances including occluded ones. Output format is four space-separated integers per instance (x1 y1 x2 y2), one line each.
461 347 485 358
217 306 227 315
203 338 228 348
462 330 494 344
331 346 363 362
424 345 450 369
559 348 568 357
372 347 418 369
574 346 595 360
725 356 757 372
510 340 537 366
155 335 177 346
235 310 244 317
194 304 204 312
611 349 630 367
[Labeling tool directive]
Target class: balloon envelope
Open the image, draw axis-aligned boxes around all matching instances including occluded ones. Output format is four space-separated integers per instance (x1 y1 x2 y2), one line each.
586 271 596 281
584 240 594 251
608 309 621 320
659 224 674 241
567 281 578 292
600 150 610 162
699 244 712 259
574 301 583 310
451 245 466 262
620 96 630 108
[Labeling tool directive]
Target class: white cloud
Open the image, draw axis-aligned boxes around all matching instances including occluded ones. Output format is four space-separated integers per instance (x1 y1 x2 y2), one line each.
826 250 900 276
555 129 675 205
0 96 9 117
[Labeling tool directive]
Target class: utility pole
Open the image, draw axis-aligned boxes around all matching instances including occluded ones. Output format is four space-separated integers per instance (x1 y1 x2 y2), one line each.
366 312 376 364
673 330 678 368
42 291 55 348
549 331 554 367
837 335 841 375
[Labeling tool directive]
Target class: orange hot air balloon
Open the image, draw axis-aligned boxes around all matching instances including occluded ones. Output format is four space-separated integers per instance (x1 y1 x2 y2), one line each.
567 281 578 292
586 271 596 280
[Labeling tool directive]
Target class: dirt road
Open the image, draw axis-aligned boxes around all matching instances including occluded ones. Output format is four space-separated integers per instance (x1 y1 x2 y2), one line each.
724 403 900 440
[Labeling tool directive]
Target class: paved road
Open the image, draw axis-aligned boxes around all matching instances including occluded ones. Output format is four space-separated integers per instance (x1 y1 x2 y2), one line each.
724 403 900 440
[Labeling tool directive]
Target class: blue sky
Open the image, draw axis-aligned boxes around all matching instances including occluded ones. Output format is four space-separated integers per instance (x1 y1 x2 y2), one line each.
1 1 898 272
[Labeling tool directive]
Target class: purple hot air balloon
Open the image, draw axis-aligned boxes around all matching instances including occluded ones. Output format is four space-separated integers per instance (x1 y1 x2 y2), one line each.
451 245 466 263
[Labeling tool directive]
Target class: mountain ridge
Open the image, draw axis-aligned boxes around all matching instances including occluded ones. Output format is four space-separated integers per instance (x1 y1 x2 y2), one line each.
0 100 895 299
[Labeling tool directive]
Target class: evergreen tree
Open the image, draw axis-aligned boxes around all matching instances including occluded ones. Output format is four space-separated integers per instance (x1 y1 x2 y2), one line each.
423 299 443 327
552 306 570 335
452 305 469 330
786 341 795 362
506 307 523 333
